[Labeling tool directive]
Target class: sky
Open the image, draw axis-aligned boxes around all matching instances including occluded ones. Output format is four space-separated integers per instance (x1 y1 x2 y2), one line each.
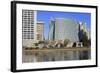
37 11 91 40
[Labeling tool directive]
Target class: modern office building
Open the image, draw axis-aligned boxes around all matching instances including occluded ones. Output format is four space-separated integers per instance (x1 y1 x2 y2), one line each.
48 19 55 40
22 10 44 47
78 22 90 41
79 22 88 34
49 18 79 42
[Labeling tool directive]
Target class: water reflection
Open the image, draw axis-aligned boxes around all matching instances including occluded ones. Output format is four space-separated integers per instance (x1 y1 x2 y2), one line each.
22 48 90 63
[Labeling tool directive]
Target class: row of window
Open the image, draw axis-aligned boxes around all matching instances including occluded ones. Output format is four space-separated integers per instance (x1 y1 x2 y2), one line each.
22 33 34 35
22 31 34 34
22 30 34 32
22 18 34 23
22 17 34 21
22 15 33 17
22 14 34 16
22 10 34 39
22 28 34 30
22 20 34 21
22 26 34 29
22 33 34 39
22 20 34 22
22 25 34 27
22 17 33 19
22 29 34 32
22 22 34 24
22 12 33 14
22 27 34 29
23 24 34 26
23 37 34 39
22 16 33 18
22 31 34 33
22 29 34 31
22 17 34 20
22 11 34 13
23 12 34 14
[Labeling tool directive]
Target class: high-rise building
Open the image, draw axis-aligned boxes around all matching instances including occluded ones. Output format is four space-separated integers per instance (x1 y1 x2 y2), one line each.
22 10 35 40
49 18 79 42
79 22 88 33
37 22 44 41
78 22 90 41
22 10 44 47
48 20 55 40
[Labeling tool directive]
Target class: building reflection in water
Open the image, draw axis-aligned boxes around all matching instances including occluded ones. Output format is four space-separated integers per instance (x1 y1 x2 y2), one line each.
22 48 90 63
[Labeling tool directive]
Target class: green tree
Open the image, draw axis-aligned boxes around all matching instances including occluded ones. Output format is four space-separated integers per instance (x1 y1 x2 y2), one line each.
81 31 89 47
38 40 45 44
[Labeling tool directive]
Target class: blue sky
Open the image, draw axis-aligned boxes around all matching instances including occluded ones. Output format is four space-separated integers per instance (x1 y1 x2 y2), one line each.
37 11 91 40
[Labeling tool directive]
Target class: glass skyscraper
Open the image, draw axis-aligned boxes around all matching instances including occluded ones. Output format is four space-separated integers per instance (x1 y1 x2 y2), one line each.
49 18 79 42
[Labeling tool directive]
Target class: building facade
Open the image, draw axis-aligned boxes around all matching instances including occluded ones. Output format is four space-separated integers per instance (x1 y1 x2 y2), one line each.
48 20 55 40
49 18 79 42
78 22 90 41
22 10 44 47
37 22 44 41
22 10 35 40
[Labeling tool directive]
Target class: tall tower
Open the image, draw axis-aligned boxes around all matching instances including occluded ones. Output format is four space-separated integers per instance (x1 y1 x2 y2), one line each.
78 22 89 42
48 19 55 40
49 18 79 42
22 10 37 47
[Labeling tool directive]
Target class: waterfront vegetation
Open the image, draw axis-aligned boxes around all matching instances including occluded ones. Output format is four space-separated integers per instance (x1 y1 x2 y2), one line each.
23 33 91 62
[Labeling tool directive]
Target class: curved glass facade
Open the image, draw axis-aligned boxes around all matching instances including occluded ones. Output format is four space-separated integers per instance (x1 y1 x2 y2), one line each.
49 18 79 42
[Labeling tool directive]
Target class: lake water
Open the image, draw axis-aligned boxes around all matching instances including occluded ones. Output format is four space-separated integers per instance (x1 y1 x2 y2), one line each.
22 48 90 63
